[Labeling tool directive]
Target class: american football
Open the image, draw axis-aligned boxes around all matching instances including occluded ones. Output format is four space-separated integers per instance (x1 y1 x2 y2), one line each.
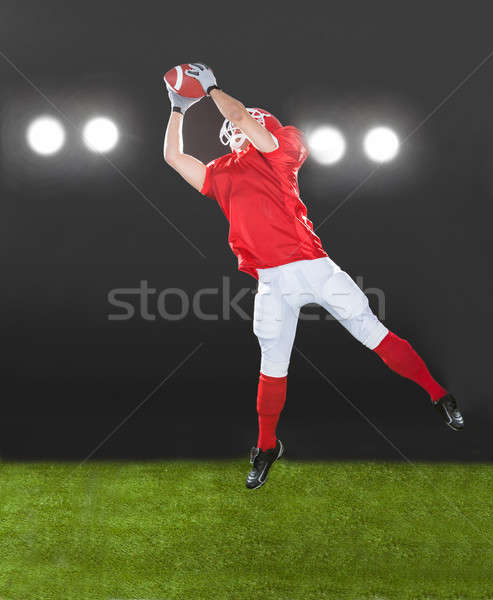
164 63 206 98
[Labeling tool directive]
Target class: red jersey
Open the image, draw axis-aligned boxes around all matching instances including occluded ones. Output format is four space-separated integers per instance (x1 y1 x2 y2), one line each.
200 126 327 279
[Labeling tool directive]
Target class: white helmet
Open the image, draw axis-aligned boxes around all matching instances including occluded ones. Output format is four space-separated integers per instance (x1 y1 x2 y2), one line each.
220 108 282 152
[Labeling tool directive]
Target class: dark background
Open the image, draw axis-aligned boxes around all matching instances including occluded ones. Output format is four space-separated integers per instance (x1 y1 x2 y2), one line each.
1 1 492 461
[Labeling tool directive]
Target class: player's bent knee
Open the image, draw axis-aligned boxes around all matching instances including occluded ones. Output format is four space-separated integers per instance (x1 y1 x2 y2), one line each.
253 317 283 340
253 289 283 340
362 320 389 350
322 271 369 320
260 357 290 378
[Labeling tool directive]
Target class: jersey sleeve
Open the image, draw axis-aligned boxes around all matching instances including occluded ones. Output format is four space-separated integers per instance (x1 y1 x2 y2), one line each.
200 159 217 200
260 126 309 168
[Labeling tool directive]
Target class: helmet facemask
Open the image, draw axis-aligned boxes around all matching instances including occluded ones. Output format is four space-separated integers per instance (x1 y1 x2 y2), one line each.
219 108 269 152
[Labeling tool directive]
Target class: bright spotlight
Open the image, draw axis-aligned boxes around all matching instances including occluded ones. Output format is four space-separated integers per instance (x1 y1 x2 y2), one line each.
83 117 119 153
308 127 346 165
27 117 65 155
363 127 400 163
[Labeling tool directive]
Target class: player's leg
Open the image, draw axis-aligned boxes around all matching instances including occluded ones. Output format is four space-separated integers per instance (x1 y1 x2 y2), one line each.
247 270 300 489
373 332 446 401
372 332 463 429
255 311 299 449
253 271 300 450
309 258 464 429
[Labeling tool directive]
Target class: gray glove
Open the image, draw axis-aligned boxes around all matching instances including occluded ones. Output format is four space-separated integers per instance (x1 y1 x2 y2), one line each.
166 82 202 114
184 63 219 96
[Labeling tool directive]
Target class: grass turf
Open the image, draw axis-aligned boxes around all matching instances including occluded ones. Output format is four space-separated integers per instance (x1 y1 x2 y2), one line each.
1 461 493 600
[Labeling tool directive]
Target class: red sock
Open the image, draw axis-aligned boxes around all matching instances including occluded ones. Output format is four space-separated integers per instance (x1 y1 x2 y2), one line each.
257 373 287 451
374 331 447 402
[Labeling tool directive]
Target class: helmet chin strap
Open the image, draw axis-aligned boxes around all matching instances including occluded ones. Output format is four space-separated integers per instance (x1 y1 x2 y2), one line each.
220 108 269 152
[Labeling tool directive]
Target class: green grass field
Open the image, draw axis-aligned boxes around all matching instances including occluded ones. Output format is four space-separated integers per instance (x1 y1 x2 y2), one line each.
1 460 493 600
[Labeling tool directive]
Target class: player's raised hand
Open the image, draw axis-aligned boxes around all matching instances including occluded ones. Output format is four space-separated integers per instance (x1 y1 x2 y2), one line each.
165 82 202 114
184 63 218 95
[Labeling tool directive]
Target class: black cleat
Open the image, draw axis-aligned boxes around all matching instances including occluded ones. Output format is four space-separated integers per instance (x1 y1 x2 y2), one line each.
246 439 284 490
434 394 464 431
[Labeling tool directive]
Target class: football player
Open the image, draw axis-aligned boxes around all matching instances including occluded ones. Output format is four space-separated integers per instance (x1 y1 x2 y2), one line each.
163 63 464 490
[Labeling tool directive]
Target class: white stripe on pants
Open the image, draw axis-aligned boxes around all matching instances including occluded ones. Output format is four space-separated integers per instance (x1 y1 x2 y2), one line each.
253 257 388 377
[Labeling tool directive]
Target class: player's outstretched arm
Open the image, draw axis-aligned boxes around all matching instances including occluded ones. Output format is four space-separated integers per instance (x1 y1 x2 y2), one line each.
163 83 206 192
164 111 206 192
185 63 278 153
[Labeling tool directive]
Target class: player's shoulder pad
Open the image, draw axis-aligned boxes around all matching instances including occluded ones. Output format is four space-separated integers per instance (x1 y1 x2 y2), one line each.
276 125 305 140
271 125 308 159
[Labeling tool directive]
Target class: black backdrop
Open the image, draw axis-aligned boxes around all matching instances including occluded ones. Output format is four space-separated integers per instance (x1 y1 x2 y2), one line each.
1 0 492 460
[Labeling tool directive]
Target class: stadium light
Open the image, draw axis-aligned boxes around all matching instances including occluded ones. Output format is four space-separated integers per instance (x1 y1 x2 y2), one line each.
83 117 119 153
27 116 66 155
363 127 399 163
308 126 346 165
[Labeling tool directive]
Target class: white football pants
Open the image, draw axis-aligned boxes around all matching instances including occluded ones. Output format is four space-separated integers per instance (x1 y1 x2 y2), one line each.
253 257 389 377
